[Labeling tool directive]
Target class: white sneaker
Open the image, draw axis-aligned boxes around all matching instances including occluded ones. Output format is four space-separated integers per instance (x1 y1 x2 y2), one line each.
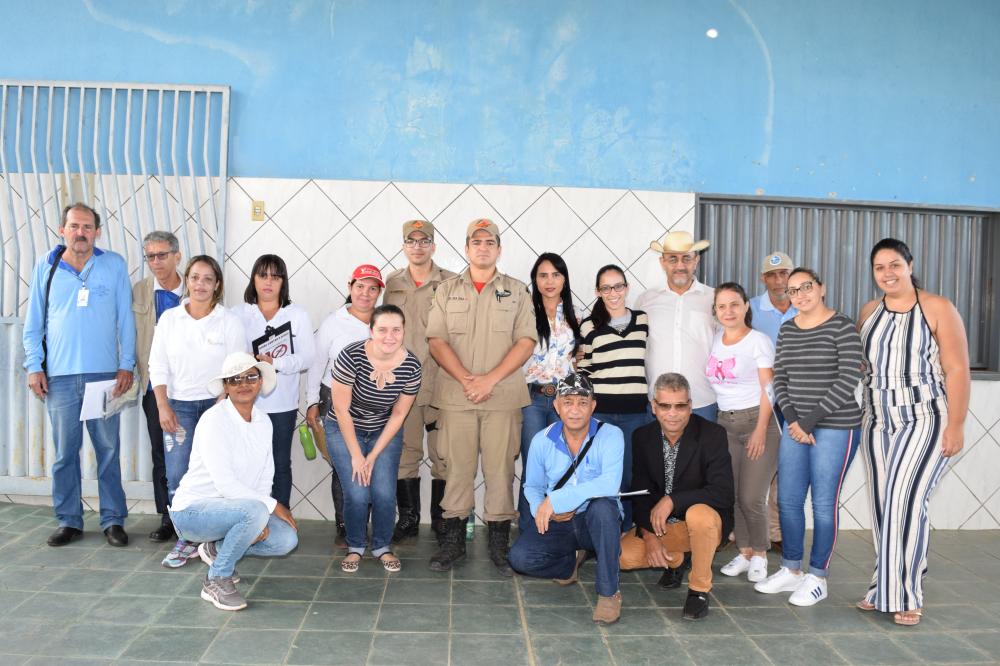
747 555 768 583
789 573 828 607
720 554 751 577
754 566 803 594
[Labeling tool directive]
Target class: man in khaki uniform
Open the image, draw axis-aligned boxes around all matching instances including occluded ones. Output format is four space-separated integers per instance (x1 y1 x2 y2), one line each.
383 220 456 544
426 219 537 574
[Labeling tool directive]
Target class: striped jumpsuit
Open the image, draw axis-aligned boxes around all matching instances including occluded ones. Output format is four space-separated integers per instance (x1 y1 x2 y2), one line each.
859 294 948 613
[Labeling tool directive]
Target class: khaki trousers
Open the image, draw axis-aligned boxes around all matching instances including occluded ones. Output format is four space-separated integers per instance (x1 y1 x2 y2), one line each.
438 408 521 521
768 474 782 542
619 504 723 593
397 405 444 480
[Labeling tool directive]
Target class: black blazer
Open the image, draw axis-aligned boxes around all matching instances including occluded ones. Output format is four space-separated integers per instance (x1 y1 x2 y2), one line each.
630 415 735 539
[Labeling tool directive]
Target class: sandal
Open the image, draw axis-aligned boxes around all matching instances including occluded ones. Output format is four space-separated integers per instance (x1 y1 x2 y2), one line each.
341 552 362 573
378 551 402 573
856 599 876 611
893 609 922 626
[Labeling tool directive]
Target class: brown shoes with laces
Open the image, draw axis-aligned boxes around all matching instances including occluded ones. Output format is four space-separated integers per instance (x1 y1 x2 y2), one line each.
592 591 622 625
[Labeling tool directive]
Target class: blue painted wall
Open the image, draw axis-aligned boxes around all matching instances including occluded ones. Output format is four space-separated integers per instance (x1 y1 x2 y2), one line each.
4 0 999 206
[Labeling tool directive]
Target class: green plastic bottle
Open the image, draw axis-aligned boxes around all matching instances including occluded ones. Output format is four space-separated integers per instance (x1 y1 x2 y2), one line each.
298 424 317 460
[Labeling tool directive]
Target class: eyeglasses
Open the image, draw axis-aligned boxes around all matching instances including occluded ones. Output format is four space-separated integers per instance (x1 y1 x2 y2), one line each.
785 281 815 297
404 238 433 248
144 252 174 262
655 401 691 412
663 255 696 266
223 373 261 386
598 282 627 295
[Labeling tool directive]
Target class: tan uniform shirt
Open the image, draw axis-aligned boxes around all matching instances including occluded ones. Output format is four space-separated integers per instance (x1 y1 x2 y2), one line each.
383 262 456 407
426 269 537 411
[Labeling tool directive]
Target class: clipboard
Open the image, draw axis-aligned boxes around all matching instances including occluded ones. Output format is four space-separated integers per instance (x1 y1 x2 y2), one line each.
252 321 294 358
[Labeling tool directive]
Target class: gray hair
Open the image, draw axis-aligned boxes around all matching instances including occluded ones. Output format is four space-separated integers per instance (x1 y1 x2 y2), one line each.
653 372 691 396
142 230 180 253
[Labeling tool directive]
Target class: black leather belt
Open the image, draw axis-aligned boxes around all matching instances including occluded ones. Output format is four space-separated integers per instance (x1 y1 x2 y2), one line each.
530 384 557 397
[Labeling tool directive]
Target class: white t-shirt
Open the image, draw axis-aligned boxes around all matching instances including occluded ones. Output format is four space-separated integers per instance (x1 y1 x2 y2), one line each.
705 329 774 411
237 303 315 413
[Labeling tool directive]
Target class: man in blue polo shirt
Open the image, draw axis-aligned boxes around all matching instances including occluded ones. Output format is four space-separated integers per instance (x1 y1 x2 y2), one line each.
23 203 137 547
748 250 797 552
507 373 625 625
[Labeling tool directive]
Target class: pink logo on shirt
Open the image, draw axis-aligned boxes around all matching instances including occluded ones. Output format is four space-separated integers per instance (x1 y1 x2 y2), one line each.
706 355 737 382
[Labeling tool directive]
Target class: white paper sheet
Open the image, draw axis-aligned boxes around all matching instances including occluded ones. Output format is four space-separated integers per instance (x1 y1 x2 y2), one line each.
79 380 116 421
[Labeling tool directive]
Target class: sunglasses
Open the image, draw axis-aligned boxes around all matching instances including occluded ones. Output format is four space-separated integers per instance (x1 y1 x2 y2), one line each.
223 372 261 386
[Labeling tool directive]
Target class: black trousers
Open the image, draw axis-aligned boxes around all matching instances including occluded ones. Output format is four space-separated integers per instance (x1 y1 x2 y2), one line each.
142 389 170 516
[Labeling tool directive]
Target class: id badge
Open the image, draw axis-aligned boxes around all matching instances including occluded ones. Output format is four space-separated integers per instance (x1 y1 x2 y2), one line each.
77 286 89 307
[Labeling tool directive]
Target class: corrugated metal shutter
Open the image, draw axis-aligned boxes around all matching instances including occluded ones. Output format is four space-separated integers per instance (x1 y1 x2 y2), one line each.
697 195 997 370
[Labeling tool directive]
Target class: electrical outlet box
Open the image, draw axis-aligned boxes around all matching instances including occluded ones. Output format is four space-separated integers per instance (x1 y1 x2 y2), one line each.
252 200 266 222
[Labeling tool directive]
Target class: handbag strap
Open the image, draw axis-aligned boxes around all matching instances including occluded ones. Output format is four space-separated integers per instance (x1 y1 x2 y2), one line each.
553 422 605 491
41 246 67 376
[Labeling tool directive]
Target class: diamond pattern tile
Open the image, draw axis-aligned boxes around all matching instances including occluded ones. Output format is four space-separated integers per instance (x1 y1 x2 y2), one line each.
2 170 999 530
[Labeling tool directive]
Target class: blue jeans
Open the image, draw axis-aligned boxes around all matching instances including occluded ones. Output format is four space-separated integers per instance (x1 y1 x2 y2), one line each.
171 499 298 578
508 497 622 597
778 425 859 576
593 411 650 531
45 372 127 531
517 390 561 532
692 402 718 423
268 409 298 508
164 398 217 503
325 419 404 556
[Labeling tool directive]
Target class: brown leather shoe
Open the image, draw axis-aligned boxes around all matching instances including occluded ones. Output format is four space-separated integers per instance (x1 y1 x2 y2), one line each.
592 591 622 625
554 550 588 586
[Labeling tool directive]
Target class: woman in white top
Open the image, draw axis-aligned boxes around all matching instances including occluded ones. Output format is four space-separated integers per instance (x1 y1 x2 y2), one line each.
706 282 780 583
305 264 384 542
149 255 248 567
169 352 298 612
237 254 315 510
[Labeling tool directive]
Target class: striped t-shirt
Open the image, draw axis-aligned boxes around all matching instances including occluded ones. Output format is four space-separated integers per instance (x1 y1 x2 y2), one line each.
577 310 649 414
773 312 863 432
329 340 422 431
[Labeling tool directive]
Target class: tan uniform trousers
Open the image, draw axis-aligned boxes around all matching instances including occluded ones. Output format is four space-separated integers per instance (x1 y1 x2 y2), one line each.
620 504 723 593
398 404 443 480
438 408 521 522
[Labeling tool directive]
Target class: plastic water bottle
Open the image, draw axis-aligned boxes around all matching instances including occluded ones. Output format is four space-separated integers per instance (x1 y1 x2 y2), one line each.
298 424 317 460
466 513 475 541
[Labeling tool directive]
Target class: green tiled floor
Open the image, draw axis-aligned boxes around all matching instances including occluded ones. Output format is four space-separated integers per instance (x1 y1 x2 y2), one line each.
1 501 998 665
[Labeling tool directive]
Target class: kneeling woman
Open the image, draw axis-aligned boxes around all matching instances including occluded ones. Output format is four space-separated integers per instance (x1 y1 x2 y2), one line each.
170 352 299 612
326 305 422 573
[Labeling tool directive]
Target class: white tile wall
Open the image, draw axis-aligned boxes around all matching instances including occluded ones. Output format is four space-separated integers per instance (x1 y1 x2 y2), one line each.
2 172 999 530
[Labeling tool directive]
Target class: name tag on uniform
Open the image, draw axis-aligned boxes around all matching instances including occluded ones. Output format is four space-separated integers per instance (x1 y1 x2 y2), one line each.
77 286 90 307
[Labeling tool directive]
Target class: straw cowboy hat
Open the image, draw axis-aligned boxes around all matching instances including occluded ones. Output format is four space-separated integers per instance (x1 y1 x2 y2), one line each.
649 230 710 254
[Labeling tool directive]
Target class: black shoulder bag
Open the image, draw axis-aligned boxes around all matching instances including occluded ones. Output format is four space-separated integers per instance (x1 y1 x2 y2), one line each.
40 246 67 377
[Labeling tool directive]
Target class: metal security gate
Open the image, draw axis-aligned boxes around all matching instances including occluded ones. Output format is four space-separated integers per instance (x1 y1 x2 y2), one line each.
0 79 230 499
696 194 1000 372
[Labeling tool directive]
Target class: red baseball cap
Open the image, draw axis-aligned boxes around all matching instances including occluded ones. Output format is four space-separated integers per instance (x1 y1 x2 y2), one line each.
351 264 384 287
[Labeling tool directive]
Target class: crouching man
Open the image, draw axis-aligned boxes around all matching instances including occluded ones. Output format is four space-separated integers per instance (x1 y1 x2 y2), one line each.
169 352 299 611
507 373 625 625
620 372 734 621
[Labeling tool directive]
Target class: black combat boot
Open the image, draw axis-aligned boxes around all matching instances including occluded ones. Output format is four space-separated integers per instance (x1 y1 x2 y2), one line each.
428 517 467 571
487 520 513 577
430 479 446 544
392 478 421 542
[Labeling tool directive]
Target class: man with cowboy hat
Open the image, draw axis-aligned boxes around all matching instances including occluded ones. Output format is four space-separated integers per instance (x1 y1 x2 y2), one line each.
636 230 718 423
168 352 299 611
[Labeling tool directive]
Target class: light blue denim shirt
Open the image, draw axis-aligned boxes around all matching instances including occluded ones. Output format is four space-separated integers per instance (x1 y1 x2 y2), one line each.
750 293 797 347
23 245 136 376
523 417 624 516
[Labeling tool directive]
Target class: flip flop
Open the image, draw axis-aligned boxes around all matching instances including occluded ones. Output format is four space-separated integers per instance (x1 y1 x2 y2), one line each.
856 599 876 611
893 609 923 626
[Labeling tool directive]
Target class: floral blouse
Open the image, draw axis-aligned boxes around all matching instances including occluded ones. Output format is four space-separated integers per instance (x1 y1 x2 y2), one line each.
523 302 578 385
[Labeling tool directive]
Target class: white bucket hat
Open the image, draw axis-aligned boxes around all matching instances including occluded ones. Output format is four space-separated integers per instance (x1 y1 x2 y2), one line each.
207 352 277 397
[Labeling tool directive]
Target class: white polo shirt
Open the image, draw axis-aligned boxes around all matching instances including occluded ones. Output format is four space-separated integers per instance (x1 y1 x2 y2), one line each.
306 304 372 406
634 279 718 408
